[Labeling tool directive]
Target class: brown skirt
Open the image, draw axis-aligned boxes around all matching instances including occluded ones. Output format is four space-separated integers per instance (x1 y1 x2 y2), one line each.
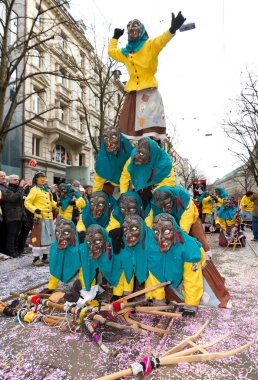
119 90 166 140
190 218 211 251
165 260 231 308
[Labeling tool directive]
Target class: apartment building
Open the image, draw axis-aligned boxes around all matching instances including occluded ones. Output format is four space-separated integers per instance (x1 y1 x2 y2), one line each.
1 0 123 185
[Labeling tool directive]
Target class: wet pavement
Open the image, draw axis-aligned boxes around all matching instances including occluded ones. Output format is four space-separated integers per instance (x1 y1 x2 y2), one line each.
0 229 257 380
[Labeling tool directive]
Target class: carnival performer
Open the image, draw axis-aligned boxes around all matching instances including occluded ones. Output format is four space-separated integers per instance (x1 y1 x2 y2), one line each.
199 191 215 232
112 214 149 301
79 224 122 291
57 183 86 223
108 13 186 140
24 172 57 266
216 198 245 248
47 218 82 292
93 126 133 194
108 190 153 254
149 213 231 312
151 185 212 258
214 187 229 209
76 190 117 244
120 137 176 203
239 191 254 230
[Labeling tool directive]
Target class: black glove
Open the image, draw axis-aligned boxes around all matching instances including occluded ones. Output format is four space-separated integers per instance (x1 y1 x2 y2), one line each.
179 305 197 318
69 200 76 206
139 188 153 209
169 11 186 34
56 201 62 207
78 231 86 245
113 28 124 39
109 227 124 254
34 208 41 214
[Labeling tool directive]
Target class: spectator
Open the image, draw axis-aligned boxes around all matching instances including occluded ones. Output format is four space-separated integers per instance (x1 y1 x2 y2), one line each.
17 179 34 255
250 189 258 241
239 191 254 231
84 185 93 200
2 175 25 258
0 171 7 253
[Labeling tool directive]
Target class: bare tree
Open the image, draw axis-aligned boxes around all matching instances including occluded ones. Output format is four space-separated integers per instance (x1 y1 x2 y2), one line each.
70 26 125 153
233 165 256 193
223 70 258 186
176 159 206 190
0 0 73 163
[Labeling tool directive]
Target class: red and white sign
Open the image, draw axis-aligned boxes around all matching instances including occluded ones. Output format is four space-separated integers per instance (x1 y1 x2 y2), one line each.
29 159 37 167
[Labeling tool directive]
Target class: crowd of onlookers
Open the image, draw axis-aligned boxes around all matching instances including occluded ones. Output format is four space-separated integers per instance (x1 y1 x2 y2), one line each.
0 170 92 259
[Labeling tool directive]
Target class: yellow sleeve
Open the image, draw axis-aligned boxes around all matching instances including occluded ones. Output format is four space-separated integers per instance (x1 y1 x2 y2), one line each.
154 166 176 189
216 217 226 230
216 197 223 208
183 260 203 307
76 215 86 232
76 197 86 210
180 199 198 234
119 158 131 194
24 187 37 214
151 30 174 56
105 213 120 232
93 172 106 192
78 268 85 288
108 38 126 63
145 208 153 228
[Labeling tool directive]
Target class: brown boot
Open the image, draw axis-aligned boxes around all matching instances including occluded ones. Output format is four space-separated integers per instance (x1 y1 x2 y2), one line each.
42 254 49 264
33 257 44 267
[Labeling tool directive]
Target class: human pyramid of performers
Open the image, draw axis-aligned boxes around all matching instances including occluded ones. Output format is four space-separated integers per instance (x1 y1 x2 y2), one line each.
1 11 251 371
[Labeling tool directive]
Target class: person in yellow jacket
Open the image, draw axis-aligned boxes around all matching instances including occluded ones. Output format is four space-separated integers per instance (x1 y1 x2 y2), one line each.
108 12 186 140
239 191 254 230
57 183 85 223
24 172 57 267
120 137 176 201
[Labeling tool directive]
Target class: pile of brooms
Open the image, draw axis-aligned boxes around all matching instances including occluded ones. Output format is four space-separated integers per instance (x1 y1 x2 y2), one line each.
0 281 254 379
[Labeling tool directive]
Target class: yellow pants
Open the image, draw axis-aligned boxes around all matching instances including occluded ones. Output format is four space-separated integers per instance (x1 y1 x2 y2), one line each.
113 272 134 296
47 268 93 290
145 272 165 300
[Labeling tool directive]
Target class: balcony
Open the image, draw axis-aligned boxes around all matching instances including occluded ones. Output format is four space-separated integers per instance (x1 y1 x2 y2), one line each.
47 118 85 147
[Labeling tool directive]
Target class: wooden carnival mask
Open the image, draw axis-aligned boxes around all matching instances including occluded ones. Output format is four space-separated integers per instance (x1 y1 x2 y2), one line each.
86 225 106 260
153 214 176 253
55 219 75 250
133 138 150 165
119 195 138 217
153 190 174 213
58 183 69 198
127 19 143 41
223 197 233 209
103 126 120 154
90 191 107 220
123 214 142 247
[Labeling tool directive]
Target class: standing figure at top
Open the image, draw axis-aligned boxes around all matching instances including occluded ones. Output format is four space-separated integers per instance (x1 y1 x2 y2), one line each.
108 12 186 141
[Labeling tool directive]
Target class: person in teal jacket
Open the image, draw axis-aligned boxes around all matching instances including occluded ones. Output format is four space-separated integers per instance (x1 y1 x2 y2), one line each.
79 225 122 291
47 218 81 291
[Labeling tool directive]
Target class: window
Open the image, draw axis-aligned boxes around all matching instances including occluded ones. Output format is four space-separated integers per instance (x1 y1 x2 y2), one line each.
59 103 69 123
32 87 41 113
52 144 71 165
61 32 67 51
80 52 85 68
32 136 41 156
10 11 18 45
79 116 85 131
9 69 17 101
31 48 41 67
35 3 43 26
79 153 85 166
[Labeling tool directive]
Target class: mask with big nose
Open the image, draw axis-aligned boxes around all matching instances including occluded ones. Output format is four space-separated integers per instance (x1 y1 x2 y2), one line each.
119 195 138 217
86 225 106 260
103 127 120 154
153 214 175 253
55 219 74 250
123 214 142 247
153 191 174 214
127 19 142 42
133 138 150 165
90 191 107 220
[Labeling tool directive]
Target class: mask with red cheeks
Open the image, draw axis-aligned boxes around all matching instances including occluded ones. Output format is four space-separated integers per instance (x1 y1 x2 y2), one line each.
55 220 74 250
153 191 174 214
153 214 175 253
133 138 150 165
103 127 120 154
119 196 138 217
123 214 142 247
86 226 105 260
90 191 107 220
127 19 142 41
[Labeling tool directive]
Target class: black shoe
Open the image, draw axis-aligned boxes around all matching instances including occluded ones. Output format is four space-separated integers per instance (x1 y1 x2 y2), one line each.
10 252 19 258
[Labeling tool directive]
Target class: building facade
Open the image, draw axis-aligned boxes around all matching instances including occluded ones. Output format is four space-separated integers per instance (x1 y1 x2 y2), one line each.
2 0 124 185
